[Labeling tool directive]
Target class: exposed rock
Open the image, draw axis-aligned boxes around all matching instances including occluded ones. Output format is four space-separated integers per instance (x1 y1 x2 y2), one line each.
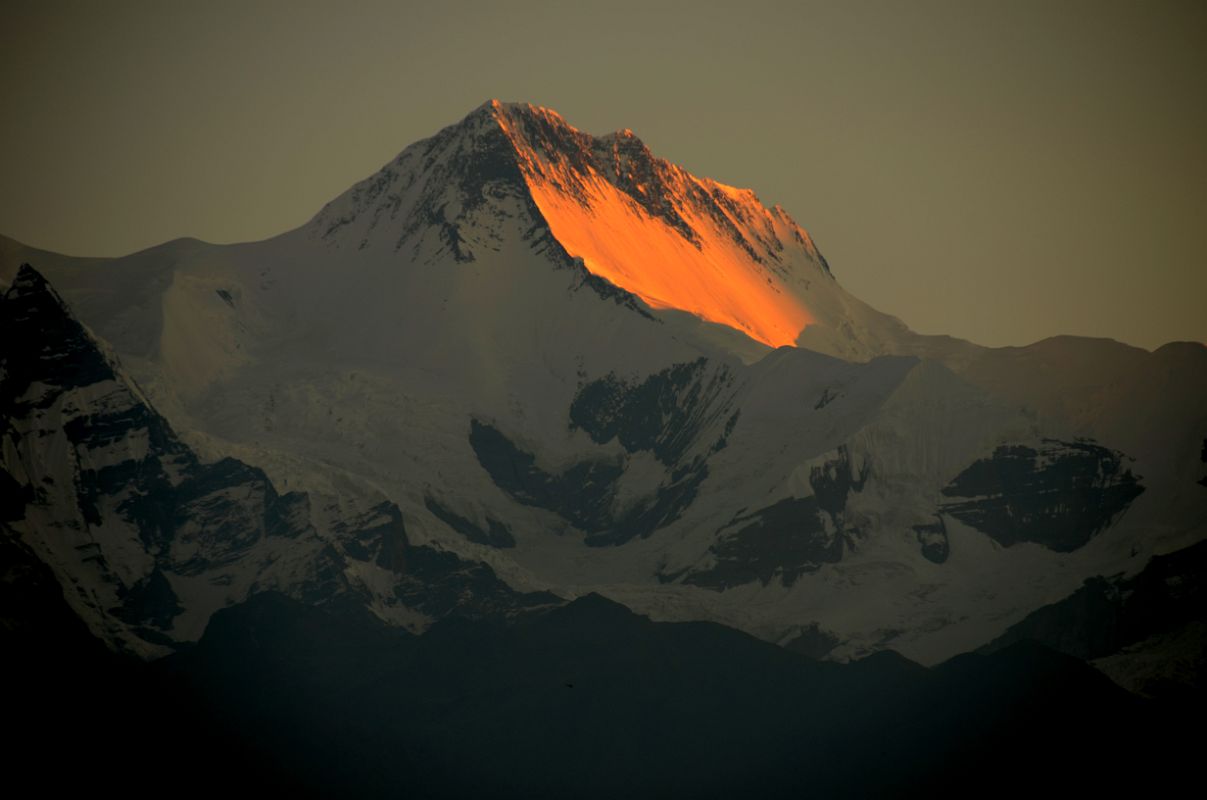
940 439 1144 552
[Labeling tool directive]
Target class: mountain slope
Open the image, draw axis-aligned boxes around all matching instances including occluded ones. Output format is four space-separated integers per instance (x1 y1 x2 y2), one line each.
2 101 1204 664
0 264 556 654
149 591 1189 799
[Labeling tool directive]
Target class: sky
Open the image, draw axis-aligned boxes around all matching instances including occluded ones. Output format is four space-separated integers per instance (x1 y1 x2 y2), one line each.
2 0 1204 350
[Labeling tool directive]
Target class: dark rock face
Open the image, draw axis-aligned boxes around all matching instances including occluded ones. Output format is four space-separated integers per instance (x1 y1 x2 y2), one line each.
328 501 410 570
983 539 1207 666
601 464 711 547
683 446 868 590
472 417 712 548
319 498 555 621
683 496 840 589
470 359 738 547
393 546 559 621
424 495 516 548
63 403 185 540
912 516 949 564
569 358 736 466
809 445 870 519
0 266 116 419
170 460 318 575
940 439 1144 552
469 417 623 533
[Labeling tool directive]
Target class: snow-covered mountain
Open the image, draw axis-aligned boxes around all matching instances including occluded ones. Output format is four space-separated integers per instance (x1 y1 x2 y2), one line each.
0 264 556 656
2 100 1205 668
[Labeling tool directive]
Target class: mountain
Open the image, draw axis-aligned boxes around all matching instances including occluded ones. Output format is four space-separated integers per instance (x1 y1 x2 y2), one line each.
0 264 557 655
981 537 1207 701
2 100 1205 671
7 579 1190 799
145 590 1189 799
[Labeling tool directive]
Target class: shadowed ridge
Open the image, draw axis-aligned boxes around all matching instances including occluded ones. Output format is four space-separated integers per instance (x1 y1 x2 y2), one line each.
1 263 119 405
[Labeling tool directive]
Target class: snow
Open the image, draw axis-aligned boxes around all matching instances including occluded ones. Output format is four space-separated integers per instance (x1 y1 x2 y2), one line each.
3 100 1205 663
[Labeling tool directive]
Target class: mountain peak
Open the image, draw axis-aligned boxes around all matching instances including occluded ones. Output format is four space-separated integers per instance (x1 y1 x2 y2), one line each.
309 101 831 348
4 264 81 334
485 102 826 347
1 263 120 410
9 262 55 298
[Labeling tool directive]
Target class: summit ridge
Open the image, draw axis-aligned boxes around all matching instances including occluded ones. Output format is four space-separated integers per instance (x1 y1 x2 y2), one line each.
310 100 831 348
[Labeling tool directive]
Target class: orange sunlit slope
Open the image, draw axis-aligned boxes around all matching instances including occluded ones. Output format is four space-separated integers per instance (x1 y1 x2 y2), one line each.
495 105 814 348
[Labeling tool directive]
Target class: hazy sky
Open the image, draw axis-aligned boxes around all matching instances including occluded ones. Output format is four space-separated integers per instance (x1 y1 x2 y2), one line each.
3 0 1204 349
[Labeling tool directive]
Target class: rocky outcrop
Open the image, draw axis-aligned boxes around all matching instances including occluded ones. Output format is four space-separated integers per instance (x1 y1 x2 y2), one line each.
680 445 869 590
940 439 1144 552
